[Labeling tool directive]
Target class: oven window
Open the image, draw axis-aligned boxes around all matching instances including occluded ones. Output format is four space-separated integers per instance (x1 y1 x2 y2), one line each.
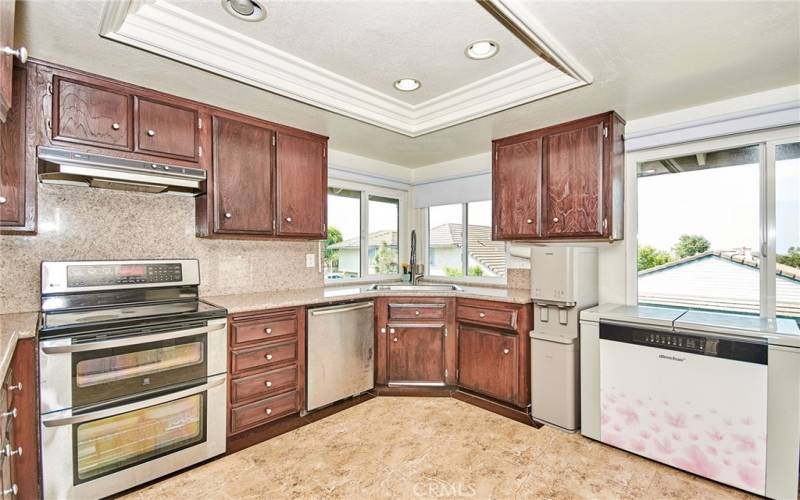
75 342 204 387
74 393 206 483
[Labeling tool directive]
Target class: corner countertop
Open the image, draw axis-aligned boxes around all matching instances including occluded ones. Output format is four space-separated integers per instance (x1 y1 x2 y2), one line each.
203 284 533 315
0 311 39 377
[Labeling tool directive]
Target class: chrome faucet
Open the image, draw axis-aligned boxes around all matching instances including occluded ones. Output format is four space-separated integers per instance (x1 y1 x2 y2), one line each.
409 230 424 285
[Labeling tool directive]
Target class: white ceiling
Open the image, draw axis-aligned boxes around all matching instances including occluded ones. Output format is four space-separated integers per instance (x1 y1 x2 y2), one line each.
13 0 800 167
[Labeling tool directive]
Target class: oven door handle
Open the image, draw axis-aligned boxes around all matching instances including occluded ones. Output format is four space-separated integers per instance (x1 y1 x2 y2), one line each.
41 376 225 427
40 322 226 354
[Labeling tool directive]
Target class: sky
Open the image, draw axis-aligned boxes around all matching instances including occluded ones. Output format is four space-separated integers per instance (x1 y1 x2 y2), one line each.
638 157 800 255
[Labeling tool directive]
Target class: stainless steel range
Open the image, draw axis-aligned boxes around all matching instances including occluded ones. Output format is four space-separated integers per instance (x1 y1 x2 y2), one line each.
38 259 228 500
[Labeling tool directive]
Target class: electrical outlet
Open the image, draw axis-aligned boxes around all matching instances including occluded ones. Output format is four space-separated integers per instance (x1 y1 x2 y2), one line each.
305 254 316 268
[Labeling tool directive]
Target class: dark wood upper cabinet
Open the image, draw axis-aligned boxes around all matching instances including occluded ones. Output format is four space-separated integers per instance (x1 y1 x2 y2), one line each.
492 111 625 241
543 119 604 237
275 131 327 238
135 97 198 161
0 66 34 234
387 323 445 384
0 0 21 123
492 137 542 239
52 77 132 150
458 325 519 404
212 115 274 235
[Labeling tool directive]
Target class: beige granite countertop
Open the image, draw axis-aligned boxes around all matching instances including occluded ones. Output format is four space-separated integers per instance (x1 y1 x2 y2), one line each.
0 312 39 376
204 284 532 314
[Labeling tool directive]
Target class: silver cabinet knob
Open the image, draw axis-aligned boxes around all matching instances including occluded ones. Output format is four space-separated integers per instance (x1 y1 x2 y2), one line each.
415 310 420 316
2 484 17 496
503 348 510 355
526 218 533 224
0 196 6 205
1 408 16 419
389 328 395 334
265 381 272 387
392 337 398 342
553 217 559 223
2 46 27 63
6 382 21 392
111 122 120 130
479 312 486 318
264 327 272 334
265 354 273 360
285 217 292 222
380 327 386 333
224 212 232 219
2 444 21 457
146 129 156 137
265 408 272 415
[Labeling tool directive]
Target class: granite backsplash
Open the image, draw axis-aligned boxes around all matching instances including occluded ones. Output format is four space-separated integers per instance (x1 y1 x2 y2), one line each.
0 185 324 314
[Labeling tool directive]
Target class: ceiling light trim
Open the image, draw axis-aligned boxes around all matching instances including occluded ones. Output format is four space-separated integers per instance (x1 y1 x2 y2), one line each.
100 0 591 137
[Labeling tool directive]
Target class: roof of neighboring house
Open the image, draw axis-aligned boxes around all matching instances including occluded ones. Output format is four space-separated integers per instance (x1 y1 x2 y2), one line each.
328 224 510 276
638 250 800 317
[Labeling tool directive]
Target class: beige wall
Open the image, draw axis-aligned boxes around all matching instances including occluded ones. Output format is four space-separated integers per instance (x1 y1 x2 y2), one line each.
0 185 324 314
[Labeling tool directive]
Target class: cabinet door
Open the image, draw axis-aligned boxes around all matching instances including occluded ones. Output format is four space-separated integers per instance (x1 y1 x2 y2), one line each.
0 67 26 227
53 77 131 150
275 132 326 237
493 137 542 239
0 0 15 122
387 324 445 384
212 115 274 234
542 120 605 237
458 325 518 403
135 97 198 160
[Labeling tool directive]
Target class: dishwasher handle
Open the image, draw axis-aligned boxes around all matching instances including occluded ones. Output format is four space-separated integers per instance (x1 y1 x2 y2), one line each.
309 302 374 316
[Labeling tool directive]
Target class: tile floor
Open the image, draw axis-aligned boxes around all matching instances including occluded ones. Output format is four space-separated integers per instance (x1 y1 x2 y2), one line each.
124 397 753 499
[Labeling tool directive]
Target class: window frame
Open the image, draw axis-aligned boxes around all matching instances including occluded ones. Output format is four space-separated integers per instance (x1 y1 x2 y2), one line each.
423 201 507 285
325 179 407 284
626 126 800 319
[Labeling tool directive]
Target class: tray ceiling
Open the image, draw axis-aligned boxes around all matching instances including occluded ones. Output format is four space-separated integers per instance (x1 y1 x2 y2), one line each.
100 0 592 137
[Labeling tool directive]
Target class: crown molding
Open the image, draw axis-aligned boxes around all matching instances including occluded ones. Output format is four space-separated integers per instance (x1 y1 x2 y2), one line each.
100 0 591 137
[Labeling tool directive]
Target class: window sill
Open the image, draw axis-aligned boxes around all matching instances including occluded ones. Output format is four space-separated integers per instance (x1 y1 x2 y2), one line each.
324 275 402 287
422 276 507 289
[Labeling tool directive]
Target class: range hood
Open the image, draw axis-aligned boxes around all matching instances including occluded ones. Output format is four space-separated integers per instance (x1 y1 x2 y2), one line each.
37 147 206 196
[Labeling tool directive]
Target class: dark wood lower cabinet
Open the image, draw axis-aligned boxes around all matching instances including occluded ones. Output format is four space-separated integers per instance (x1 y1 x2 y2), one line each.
2 338 38 500
458 326 519 403
387 323 446 384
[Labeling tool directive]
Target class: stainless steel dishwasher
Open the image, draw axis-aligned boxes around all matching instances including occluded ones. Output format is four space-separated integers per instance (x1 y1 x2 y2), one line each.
306 301 374 412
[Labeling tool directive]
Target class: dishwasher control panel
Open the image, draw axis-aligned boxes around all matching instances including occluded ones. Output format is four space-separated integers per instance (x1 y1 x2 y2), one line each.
631 331 716 355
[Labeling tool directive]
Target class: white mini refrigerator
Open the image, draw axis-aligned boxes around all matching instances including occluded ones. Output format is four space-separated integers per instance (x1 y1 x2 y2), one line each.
600 321 768 496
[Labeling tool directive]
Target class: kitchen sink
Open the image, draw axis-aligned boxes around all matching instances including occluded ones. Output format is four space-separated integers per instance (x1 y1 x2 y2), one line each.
366 283 463 292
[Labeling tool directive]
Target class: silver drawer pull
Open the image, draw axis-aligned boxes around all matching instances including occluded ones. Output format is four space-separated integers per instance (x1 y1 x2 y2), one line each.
389 328 395 334
2 444 21 457
415 310 420 316
479 312 486 318
553 217 559 223
526 218 533 224
503 348 510 355
285 217 292 222
2 484 17 496
111 122 120 130
264 327 272 334
1 408 17 419
380 327 386 333
224 212 232 219
6 382 21 392
265 381 272 387
392 337 398 342
265 408 272 415
265 354 273 360
0 196 7 205
146 129 156 137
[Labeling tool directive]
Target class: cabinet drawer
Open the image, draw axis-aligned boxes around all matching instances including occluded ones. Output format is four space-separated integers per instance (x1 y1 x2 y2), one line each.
231 340 297 375
232 316 296 346
230 364 297 405
388 303 446 320
230 390 297 434
457 304 517 330
53 77 131 150
135 98 198 160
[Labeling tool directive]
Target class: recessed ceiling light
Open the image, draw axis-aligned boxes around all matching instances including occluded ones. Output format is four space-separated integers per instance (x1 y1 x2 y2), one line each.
222 0 267 22
465 40 499 60
393 78 421 92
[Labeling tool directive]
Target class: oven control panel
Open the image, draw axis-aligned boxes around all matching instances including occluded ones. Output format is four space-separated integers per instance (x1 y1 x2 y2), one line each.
67 263 183 287
631 331 717 355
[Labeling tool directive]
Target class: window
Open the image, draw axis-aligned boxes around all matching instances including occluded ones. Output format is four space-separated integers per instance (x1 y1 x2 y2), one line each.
428 201 506 279
636 140 800 319
325 184 404 282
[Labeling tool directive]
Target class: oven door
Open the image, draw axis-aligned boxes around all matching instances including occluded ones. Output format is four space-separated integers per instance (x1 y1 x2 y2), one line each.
40 373 226 500
39 318 227 414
